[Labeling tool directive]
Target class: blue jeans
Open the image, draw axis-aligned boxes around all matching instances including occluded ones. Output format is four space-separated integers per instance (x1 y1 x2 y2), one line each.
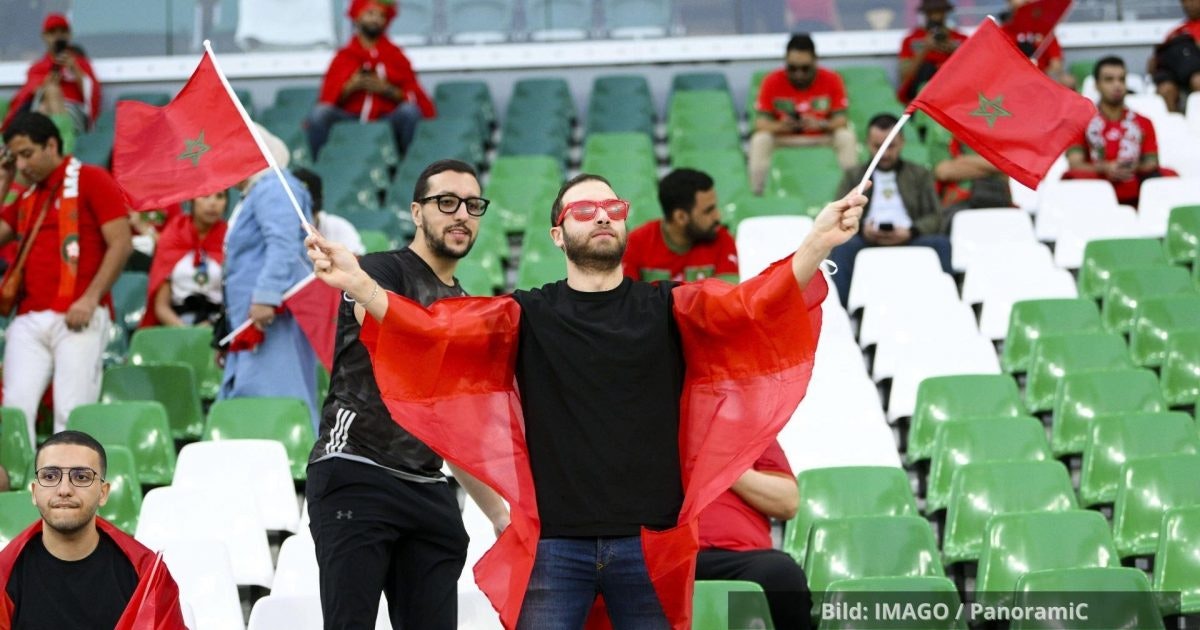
305 101 422 159
827 233 953 307
517 537 669 630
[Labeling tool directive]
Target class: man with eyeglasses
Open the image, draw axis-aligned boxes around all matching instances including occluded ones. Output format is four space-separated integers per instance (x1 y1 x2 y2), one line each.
749 33 857 196
306 173 866 628
306 158 508 630
0 430 186 628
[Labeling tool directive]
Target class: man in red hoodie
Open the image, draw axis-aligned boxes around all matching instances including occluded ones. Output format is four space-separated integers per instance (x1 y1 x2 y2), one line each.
0 431 186 629
0 13 101 136
306 0 436 159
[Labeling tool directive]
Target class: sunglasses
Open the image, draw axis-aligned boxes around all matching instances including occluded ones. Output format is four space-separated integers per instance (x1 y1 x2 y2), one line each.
555 199 630 226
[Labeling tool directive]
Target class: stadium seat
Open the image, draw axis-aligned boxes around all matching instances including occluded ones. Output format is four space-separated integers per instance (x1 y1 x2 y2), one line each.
1136 177 1200 237
1034 180 1120 242
0 408 34 489
1112 454 1200 558
0 491 40 546
1130 294 1200 367
871 311 985 383
162 541 246 630
67 402 176 486
1050 368 1167 457
97 445 142 534
1024 332 1133 414
1162 330 1200 406
735 216 813 281
112 272 150 333
925 416 1051 514
887 337 1001 423
511 77 575 120
1080 412 1198 507
359 229 392 254
604 0 671 37
73 131 114 167
1155 505 1200 614
730 197 814 229
942 461 1076 565
764 147 842 213
783 466 918 566
818 576 965 630
527 0 592 39
204 397 316 481
272 530 318 596
1011 567 1164 630
692 581 773 630
907 374 1022 465
671 72 730 94
668 90 736 128
803 516 943 610
1052 206 1142 270
456 259 500 296
128 326 223 400
486 176 559 234
584 132 655 160
488 155 562 188
670 149 750 212
515 247 568 290
856 274 960 351
100 363 205 440
960 241 1054 306
1101 266 1195 333
497 128 570 168
1077 238 1169 299
274 86 320 110
948 208 1037 273
1165 205 1200 264
175 440 299 532
1000 298 1102 374
976 511 1120 609
846 246 946 316
247 594 323 630
387 0 434 43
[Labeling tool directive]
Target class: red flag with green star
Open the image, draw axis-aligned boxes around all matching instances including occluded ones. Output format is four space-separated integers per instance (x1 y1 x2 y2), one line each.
112 50 267 210
906 17 1095 189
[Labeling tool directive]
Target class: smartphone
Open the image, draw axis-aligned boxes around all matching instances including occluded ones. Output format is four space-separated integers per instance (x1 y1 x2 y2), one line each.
773 98 800 120
52 39 68 55
879 222 894 232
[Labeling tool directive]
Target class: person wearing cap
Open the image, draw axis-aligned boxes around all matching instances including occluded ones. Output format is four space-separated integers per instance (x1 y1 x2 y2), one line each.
896 0 967 103
305 0 436 159
1 13 101 137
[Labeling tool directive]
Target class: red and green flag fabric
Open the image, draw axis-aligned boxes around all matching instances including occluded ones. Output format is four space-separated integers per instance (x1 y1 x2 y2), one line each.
1004 0 1072 44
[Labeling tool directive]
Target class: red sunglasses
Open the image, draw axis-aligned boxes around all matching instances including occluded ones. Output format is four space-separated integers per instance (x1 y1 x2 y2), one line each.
555 199 630 226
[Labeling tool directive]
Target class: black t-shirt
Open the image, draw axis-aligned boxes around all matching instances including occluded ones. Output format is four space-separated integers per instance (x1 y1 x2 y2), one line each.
310 248 467 479
6 530 139 629
512 278 685 537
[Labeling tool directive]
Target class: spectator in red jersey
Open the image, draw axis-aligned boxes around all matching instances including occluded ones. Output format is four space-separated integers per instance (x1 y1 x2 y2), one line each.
622 168 739 284
1 13 102 137
305 0 435 159
1149 0 1200 112
1065 57 1175 206
1002 0 1075 89
695 439 810 630
897 0 968 103
750 34 858 196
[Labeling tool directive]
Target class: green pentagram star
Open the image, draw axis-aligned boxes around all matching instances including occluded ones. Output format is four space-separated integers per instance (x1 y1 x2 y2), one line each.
178 130 210 167
969 93 1012 129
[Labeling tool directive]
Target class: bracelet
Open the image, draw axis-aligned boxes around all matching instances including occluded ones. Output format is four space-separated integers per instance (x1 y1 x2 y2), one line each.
353 282 380 308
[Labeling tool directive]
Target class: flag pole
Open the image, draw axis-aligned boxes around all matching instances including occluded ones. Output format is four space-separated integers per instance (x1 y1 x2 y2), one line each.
1029 32 1055 64
202 40 314 236
855 112 912 194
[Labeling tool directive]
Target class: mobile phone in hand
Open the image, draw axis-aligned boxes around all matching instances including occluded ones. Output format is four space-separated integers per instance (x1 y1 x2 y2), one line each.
878 222 894 232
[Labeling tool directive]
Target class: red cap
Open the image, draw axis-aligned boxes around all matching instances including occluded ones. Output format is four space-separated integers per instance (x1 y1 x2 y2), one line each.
42 13 70 33
347 0 398 25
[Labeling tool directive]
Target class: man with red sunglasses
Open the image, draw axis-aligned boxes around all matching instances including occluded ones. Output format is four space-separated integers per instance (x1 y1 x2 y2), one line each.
307 175 865 629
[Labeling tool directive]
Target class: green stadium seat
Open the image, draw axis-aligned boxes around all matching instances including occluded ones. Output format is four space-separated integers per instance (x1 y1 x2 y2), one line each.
73 131 113 168
445 0 515 42
486 176 559 234
204 397 316 480
819 576 965 630
942 461 1076 565
1024 332 1132 414
497 129 570 167
804 516 943 611
1154 505 1200 614
1165 205 1200 264
586 103 656 137
100 363 204 440
604 0 671 36
838 66 891 91
66 402 177 486
112 272 150 333
515 252 566 291
584 132 655 160
668 90 737 124
692 581 774 630
582 150 657 178
975 511 1120 609
907 374 1022 465
128 326 222 401
0 408 34 489
456 260 499 296
925 416 1051 514
98 445 143 534
1011 567 1164 630
764 147 842 213
667 126 742 157
1050 368 1166 457
433 80 495 127
1077 238 1169 299
1162 330 1200 406
594 74 652 97
670 149 750 211
339 209 407 239
259 104 308 143
510 78 575 121
1069 59 1096 91
489 155 563 188
729 197 814 230
783 466 918 566
1130 294 1200 367
1101 266 1195 333
273 86 320 110
0 491 40 545
1001 298 1102 374
389 0 436 43
360 229 393 254
1112 454 1200 558
1079 412 1198 506
671 72 730 94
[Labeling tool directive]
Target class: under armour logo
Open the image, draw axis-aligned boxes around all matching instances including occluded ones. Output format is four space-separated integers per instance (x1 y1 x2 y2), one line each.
336 510 353 520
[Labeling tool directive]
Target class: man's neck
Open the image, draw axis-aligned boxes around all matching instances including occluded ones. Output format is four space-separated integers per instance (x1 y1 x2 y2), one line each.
659 221 692 255
565 264 623 292
356 34 379 49
41 520 100 562
409 238 457 286
1099 101 1125 120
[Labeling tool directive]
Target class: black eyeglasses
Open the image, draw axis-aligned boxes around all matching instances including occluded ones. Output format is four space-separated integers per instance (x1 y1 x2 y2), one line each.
420 194 490 217
36 467 103 488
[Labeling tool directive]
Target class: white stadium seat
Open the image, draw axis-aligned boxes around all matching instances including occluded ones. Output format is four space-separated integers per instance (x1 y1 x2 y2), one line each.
949 208 1037 272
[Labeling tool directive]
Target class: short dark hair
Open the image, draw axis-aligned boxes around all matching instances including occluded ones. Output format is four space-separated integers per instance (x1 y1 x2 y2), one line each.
412 159 478 203
1093 56 1126 82
658 168 714 219
550 173 612 226
3 111 62 153
786 33 816 56
867 112 901 132
36 430 108 477
291 167 323 214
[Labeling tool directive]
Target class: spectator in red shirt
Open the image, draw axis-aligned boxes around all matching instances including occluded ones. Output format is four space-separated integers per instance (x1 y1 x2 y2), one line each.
1065 57 1175 206
750 34 858 196
1002 0 1075 89
1149 0 1200 112
0 13 102 137
305 0 435 159
897 0 968 103
0 112 132 444
695 440 809 630
622 169 739 283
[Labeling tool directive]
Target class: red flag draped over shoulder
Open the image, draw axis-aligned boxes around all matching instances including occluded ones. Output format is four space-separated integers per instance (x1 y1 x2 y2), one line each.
112 51 267 211
359 258 825 629
140 213 227 328
907 18 1095 189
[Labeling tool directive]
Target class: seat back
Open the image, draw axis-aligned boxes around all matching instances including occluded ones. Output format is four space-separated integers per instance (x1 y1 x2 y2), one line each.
129 326 224 400
1101 266 1195 333
784 466 918 565
1130 294 1200 367
692 580 774 630
1155 505 1200 615
100 363 204 440
67 401 176 485
205 397 316 480
1025 332 1132 414
1012 567 1164 630
926 416 1051 513
804 516 943 607
1112 454 1200 557
0 491 40 546
907 374 1022 464
1051 368 1166 457
1001 298 1102 374
0 407 34 489
819 576 965 630
1080 412 1198 506
162 541 247 630
1078 238 1169 299
175 440 300 532
98 445 143 534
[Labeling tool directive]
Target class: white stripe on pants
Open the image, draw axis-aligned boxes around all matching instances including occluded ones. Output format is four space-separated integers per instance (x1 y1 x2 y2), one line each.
2 308 110 447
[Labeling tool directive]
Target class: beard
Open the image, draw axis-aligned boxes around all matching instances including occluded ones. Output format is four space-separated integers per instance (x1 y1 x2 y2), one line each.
359 23 385 39
685 221 720 244
562 227 626 273
423 222 475 260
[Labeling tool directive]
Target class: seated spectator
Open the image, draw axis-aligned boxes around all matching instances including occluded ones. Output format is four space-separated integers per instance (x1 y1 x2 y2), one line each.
305 0 435 159
127 203 184 272
897 0 968 103
830 113 951 305
1 13 101 139
1065 57 1176 207
1149 0 1200 113
695 439 810 630
750 33 858 196
0 431 186 628
1001 0 1075 89
293 167 365 255
140 191 228 328
622 168 738 283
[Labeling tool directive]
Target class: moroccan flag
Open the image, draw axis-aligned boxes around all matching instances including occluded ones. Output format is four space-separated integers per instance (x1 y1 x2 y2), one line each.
112 51 266 210
907 18 1095 189
219 274 340 371
1004 0 1072 43
113 552 188 630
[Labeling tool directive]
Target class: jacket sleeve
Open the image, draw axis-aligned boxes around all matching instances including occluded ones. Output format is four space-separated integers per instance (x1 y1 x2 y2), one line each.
912 165 946 235
250 181 310 306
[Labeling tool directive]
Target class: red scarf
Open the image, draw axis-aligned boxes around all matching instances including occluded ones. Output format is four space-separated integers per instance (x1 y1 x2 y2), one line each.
15 157 81 312
318 36 436 120
359 258 825 629
140 212 227 327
